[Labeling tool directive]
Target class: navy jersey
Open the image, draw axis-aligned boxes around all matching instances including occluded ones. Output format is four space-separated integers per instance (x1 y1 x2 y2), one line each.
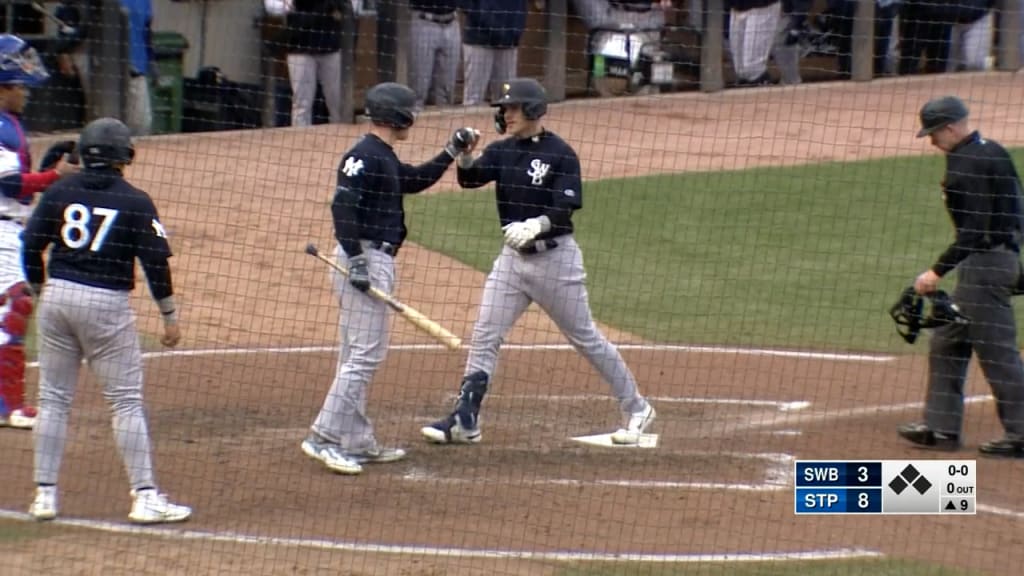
933 132 1024 276
332 133 453 257
457 130 583 239
22 169 174 298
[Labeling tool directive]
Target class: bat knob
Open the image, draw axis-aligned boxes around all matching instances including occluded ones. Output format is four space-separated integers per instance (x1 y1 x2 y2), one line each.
304 243 319 256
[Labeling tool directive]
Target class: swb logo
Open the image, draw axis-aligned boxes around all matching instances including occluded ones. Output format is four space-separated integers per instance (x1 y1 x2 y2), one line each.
527 159 549 185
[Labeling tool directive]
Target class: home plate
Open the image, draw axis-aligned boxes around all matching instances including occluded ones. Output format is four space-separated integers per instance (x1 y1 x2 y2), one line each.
571 432 659 448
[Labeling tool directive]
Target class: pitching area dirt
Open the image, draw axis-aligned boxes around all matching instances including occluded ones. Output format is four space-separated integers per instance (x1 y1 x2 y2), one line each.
1 72 1023 574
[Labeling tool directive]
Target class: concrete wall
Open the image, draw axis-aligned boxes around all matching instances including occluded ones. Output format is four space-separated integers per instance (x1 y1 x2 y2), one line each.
152 0 263 84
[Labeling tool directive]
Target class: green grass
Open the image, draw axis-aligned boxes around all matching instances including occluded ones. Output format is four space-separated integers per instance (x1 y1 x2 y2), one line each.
0 519 56 545
553 558 987 576
407 150 1024 353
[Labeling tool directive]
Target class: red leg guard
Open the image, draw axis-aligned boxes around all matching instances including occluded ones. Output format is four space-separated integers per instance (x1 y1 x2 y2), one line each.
0 282 33 412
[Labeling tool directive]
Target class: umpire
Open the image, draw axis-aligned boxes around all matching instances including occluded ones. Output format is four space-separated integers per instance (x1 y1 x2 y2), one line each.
898 95 1024 458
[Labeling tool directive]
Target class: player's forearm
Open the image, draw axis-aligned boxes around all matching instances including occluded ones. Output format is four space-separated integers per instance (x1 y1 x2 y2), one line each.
456 157 491 189
542 207 573 235
21 250 45 288
331 186 363 257
141 258 174 301
400 152 454 194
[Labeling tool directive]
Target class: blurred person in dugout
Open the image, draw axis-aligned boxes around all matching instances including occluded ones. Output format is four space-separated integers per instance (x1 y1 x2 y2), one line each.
120 0 156 135
408 0 459 111
727 0 782 86
460 0 528 107
898 0 953 74
265 0 350 126
945 0 994 72
570 0 673 31
53 2 92 99
818 0 900 79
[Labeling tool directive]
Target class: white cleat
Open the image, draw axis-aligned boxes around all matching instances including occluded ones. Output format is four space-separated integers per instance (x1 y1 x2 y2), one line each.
28 485 57 521
611 403 656 445
301 435 364 475
129 489 192 525
1 406 37 429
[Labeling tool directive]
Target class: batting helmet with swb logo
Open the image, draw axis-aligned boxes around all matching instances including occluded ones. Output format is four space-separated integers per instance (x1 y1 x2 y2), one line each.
889 286 970 344
78 117 135 169
365 82 416 129
493 78 547 134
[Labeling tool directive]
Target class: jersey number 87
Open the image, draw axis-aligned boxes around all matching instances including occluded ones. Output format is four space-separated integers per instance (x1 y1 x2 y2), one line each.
61 203 119 252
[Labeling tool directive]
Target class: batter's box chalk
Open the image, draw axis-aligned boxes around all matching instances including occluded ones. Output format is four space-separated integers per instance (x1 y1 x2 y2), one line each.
571 432 659 449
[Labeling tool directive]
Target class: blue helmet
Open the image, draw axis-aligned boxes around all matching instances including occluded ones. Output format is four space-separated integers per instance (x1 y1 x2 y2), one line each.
0 35 48 86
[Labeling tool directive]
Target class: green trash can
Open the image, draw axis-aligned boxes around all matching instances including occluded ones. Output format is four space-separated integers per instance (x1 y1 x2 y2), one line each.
150 31 189 134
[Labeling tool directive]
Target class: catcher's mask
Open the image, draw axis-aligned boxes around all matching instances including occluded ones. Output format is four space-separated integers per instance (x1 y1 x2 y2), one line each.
889 287 970 344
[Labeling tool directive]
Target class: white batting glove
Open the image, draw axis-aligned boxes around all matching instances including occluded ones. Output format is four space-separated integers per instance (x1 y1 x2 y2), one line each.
502 218 544 249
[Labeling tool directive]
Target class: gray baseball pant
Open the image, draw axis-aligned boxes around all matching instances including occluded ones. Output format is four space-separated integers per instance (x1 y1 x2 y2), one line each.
310 244 395 452
34 280 156 491
926 248 1024 439
409 14 460 109
464 237 648 415
462 45 518 106
287 51 343 126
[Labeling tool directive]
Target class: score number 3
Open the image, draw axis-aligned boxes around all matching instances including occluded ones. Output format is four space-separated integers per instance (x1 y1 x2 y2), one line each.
62 204 119 251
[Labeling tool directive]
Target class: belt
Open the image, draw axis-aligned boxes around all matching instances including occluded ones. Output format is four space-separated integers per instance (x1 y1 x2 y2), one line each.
612 3 653 12
0 215 18 222
368 240 400 257
415 10 456 24
516 238 559 255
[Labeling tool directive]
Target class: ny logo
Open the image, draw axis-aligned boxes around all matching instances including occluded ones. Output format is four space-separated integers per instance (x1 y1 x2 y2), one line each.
151 219 168 239
527 159 550 186
342 156 364 177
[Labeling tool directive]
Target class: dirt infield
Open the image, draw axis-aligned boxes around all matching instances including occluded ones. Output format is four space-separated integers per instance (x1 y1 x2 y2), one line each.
2 72 1024 575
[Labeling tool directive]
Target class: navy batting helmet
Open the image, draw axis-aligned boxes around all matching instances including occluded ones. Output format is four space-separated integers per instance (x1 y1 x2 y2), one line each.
493 78 547 134
79 117 135 169
365 82 416 129
0 35 48 87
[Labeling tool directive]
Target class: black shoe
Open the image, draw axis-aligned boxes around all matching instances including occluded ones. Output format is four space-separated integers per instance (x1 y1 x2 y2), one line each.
978 437 1024 458
897 422 961 451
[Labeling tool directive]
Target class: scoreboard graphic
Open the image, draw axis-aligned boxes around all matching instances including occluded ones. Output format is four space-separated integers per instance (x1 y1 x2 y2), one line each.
794 460 976 515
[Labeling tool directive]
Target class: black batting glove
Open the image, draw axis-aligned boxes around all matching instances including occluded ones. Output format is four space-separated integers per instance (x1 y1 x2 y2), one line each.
348 254 371 292
444 127 480 159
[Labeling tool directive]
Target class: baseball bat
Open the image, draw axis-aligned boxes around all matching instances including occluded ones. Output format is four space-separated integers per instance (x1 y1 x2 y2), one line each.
304 243 462 350
31 2 71 30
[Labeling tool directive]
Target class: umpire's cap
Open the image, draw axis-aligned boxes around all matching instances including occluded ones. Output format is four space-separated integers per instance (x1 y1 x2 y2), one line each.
493 78 547 120
365 82 416 129
917 96 969 138
79 117 134 169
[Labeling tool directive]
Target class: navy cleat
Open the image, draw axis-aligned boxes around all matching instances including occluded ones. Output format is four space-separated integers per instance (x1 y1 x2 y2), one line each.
422 371 487 444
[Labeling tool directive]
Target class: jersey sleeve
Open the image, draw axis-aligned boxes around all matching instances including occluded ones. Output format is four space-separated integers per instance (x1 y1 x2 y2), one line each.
457 143 500 189
135 197 173 263
136 196 175 300
332 152 376 257
0 147 59 202
398 151 454 194
543 146 583 234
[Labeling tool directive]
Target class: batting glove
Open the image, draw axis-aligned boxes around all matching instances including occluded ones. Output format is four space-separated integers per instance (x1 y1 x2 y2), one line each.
348 254 371 292
445 127 480 159
502 218 544 250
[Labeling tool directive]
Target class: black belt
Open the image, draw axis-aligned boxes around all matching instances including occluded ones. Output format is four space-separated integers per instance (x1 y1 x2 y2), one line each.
368 240 400 257
415 10 456 24
612 3 653 12
516 239 559 255
0 215 17 221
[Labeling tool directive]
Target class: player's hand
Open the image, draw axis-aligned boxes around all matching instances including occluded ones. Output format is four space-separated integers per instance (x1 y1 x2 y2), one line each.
54 156 81 177
445 127 480 159
161 324 181 348
502 218 543 249
348 254 371 292
914 269 941 295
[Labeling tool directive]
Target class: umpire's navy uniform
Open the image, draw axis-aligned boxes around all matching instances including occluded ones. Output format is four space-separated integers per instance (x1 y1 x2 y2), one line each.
904 96 1024 457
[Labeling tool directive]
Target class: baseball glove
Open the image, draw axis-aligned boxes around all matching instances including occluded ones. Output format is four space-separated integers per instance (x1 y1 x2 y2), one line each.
39 140 79 172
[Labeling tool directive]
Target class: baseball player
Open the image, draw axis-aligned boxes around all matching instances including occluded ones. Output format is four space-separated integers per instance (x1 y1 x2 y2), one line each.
300 82 477 475
22 117 192 522
421 78 655 446
408 0 460 110
898 96 1024 458
0 35 79 431
727 0 782 85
